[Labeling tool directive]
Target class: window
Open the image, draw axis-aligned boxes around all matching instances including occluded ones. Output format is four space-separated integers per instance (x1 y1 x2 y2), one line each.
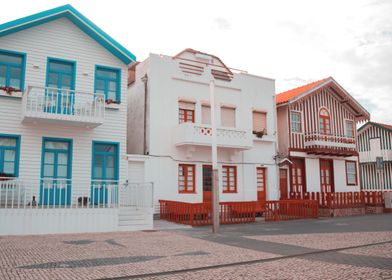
178 101 195 123
92 142 119 182
253 111 267 134
256 167 266 192
178 164 195 193
0 135 20 177
319 108 331 135
95 66 121 103
201 105 211 125
290 111 302 133
345 120 354 138
221 106 236 127
346 161 357 186
222 166 237 193
0 50 25 91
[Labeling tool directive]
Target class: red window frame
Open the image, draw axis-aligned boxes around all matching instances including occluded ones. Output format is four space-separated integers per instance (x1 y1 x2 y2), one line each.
290 158 306 193
319 108 331 135
179 109 195 124
222 165 237 193
345 160 358 186
290 111 302 133
178 164 196 193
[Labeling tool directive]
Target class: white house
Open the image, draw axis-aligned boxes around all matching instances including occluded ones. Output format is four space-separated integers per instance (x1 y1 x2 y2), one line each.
276 77 370 195
0 5 153 235
358 122 392 191
127 49 279 212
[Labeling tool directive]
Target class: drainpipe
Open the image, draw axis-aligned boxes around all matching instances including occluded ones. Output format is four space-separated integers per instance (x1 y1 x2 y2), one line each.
141 74 148 155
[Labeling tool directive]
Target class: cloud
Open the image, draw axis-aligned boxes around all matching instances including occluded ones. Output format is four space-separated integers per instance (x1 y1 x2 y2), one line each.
213 17 232 31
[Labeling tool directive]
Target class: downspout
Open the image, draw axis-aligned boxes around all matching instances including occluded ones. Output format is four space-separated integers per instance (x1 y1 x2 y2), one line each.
141 74 148 155
273 94 280 200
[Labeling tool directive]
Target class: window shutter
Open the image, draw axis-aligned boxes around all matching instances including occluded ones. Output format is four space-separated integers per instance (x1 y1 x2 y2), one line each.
202 105 211 125
221 107 235 127
178 101 195 110
253 112 267 132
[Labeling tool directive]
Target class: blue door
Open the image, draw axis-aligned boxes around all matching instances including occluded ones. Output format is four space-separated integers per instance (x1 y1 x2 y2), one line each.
91 142 118 205
40 139 72 206
45 59 75 115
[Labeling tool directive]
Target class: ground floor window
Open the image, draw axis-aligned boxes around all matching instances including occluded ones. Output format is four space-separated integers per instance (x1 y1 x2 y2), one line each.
346 160 358 186
0 135 20 177
178 164 195 193
222 165 237 193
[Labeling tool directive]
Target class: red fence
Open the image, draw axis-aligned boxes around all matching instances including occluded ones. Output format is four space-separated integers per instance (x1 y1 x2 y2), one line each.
159 200 256 226
265 200 318 222
289 191 384 209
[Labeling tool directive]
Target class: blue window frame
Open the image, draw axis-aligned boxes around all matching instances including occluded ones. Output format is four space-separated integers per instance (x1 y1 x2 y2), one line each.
45 58 76 114
0 49 26 91
91 141 119 205
40 137 73 206
0 134 20 177
94 66 121 103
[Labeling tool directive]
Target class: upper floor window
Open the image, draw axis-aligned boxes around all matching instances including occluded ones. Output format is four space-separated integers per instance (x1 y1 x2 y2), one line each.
319 108 331 135
0 50 25 91
345 161 357 186
0 135 20 177
95 66 121 103
47 59 75 90
290 111 302 133
201 105 211 125
178 101 195 123
253 111 267 134
222 165 237 193
221 106 236 127
345 120 354 138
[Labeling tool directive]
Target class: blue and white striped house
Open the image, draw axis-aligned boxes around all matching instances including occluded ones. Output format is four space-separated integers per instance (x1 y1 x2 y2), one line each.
0 5 153 235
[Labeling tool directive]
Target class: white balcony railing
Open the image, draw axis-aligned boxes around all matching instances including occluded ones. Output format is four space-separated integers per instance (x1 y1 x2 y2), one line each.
174 123 253 150
120 182 154 208
21 86 105 128
304 131 356 149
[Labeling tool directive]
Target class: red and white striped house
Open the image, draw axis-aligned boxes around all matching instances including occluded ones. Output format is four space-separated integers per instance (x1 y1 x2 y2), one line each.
276 77 370 196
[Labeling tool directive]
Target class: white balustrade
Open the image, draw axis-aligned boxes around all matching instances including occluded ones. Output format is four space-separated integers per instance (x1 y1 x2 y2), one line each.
304 131 356 149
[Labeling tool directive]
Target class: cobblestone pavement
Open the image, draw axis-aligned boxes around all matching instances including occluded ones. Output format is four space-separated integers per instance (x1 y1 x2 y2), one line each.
0 214 391 280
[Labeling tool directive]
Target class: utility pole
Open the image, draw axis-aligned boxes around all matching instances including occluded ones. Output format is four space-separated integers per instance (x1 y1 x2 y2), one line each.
209 78 219 234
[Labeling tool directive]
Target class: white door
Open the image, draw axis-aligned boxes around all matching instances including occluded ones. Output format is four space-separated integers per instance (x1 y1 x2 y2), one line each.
128 161 145 183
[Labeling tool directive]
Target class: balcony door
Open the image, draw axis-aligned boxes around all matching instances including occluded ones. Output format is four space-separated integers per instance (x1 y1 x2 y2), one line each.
40 138 72 206
202 165 212 203
320 159 334 192
45 59 75 115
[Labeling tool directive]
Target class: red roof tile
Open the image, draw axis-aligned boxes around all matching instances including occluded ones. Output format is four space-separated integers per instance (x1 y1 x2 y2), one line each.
276 77 330 105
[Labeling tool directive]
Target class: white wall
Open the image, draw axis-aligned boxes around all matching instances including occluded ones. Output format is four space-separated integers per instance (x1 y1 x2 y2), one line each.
0 18 129 190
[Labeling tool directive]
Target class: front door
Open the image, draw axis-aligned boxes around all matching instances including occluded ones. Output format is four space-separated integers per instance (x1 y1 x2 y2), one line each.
256 167 266 203
202 165 212 203
320 159 334 192
279 168 288 199
45 59 75 115
291 158 306 194
92 142 119 205
40 139 72 206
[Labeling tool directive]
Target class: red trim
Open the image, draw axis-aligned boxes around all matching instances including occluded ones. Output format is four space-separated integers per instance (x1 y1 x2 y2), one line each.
319 159 335 192
222 165 237 193
345 160 358 186
289 157 307 193
319 108 331 135
178 164 196 193
179 108 195 123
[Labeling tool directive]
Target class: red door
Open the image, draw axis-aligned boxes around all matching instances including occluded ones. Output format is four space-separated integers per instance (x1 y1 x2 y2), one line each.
279 169 288 199
320 159 334 192
202 165 212 202
290 158 306 194
256 167 266 203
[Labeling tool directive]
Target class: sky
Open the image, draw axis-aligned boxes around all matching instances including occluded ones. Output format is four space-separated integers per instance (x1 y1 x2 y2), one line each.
2 0 392 124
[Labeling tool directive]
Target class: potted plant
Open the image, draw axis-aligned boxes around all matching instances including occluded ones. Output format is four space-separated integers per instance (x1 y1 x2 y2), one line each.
105 99 120 105
253 129 266 138
0 86 21 95
0 173 14 181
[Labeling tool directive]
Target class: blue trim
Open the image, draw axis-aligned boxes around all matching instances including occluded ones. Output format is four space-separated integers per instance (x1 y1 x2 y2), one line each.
94 65 121 103
0 49 26 91
45 57 77 90
0 5 136 64
91 140 120 181
40 137 73 206
0 134 21 177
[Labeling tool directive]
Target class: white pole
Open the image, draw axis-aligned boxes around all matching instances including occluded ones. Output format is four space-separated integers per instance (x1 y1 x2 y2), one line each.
210 79 219 234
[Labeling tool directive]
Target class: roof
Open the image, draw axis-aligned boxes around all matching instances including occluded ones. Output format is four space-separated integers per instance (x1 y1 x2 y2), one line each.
276 78 330 105
0 4 136 65
276 77 370 121
358 121 392 133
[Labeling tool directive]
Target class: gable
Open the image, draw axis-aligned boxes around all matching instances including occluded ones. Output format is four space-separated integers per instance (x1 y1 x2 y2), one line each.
0 5 136 65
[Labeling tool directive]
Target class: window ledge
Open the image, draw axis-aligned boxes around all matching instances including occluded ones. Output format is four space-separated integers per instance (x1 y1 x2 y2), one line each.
253 135 275 142
0 90 22 99
105 103 120 110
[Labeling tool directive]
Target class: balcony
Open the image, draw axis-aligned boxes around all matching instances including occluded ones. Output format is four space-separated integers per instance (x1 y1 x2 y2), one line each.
21 86 105 128
173 123 253 150
304 132 357 156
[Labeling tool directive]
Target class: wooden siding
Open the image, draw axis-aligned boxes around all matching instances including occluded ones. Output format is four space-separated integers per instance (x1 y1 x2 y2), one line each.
361 162 392 190
0 17 129 186
288 88 356 150
358 124 392 152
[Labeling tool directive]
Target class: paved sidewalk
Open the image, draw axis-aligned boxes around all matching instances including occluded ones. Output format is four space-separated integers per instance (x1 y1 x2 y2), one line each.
0 214 391 279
